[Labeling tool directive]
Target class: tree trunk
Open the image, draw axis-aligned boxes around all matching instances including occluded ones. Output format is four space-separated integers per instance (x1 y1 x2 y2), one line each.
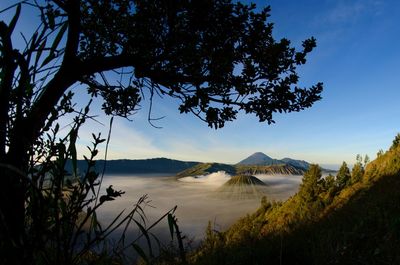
0 152 28 265
0 65 78 264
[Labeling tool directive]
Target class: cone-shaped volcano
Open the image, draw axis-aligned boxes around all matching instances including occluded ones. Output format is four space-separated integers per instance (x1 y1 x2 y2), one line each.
216 175 267 200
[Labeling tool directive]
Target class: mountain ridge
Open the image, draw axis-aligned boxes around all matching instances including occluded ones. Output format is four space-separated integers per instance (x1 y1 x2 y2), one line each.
65 157 199 174
64 152 325 175
237 152 283 166
237 152 312 170
176 163 305 178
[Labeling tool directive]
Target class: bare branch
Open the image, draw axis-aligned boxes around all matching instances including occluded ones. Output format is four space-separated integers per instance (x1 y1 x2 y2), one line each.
147 83 165 129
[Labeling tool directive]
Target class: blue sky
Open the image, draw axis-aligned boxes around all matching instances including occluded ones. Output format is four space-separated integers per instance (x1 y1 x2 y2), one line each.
2 0 400 168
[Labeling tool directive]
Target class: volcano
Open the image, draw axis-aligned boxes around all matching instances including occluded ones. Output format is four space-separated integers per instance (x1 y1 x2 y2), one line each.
216 175 267 200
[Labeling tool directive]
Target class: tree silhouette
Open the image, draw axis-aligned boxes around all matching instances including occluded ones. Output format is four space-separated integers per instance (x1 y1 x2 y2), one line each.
0 1 323 264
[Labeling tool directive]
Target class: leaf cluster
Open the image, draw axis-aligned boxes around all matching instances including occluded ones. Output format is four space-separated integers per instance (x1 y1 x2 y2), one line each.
31 0 323 129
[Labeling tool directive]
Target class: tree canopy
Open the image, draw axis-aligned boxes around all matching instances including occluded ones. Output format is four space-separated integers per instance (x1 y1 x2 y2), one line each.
0 1 323 264
299 164 322 203
1 0 322 160
336 161 351 188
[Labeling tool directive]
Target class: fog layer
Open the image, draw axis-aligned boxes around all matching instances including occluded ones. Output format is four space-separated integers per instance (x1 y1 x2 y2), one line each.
97 173 302 245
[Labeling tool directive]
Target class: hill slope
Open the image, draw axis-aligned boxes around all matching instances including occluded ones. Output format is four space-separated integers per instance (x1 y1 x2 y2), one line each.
190 138 400 265
175 163 236 178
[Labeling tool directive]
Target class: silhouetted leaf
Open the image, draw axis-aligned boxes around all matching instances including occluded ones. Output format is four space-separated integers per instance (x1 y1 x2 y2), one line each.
99 195 114 204
134 219 153 258
7 3 20 35
50 22 67 55
167 213 174 240
41 52 55 67
132 243 149 264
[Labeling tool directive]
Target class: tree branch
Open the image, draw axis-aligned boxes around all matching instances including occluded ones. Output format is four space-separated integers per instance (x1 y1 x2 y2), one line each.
11 0 82 156
63 0 80 63
15 52 30 122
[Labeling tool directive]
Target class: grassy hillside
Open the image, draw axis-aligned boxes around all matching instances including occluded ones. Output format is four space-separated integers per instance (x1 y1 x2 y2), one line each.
188 137 400 265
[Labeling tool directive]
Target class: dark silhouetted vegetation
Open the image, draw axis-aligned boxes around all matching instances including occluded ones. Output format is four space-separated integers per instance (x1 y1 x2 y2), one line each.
0 1 322 264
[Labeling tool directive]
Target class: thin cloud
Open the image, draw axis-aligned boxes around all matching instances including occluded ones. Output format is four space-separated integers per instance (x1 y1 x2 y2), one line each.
75 118 170 160
323 0 384 25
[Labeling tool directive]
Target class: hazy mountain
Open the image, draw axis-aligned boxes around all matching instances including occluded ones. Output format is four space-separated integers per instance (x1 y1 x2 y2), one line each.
176 152 310 178
65 158 199 174
237 152 283 165
281 158 310 170
64 152 325 176
237 152 322 171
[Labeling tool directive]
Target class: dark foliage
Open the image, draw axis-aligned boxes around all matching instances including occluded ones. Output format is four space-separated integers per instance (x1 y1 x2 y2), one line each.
0 1 322 264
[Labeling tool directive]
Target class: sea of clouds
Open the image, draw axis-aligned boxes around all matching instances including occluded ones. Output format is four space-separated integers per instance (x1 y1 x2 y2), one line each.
94 171 302 260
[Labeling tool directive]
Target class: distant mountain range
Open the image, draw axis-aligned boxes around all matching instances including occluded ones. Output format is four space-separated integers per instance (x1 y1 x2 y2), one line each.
65 158 198 174
177 152 335 177
176 162 305 178
237 152 311 170
65 152 329 175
